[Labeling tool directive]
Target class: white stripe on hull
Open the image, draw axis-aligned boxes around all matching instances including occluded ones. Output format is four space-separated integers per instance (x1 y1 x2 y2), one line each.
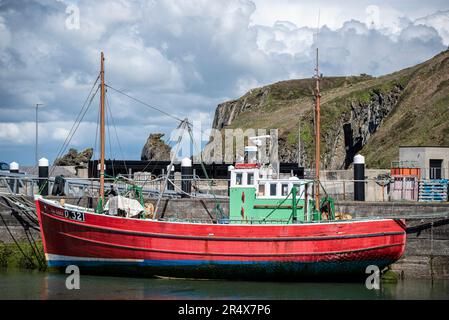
45 253 144 263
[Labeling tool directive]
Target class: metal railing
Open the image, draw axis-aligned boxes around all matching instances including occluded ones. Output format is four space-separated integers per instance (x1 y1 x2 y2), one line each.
1 170 447 202
0 171 228 199
0 172 163 198
157 217 293 224
319 179 386 202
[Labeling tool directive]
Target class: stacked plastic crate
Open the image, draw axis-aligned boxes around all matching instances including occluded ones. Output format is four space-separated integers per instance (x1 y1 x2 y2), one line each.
418 179 449 202
390 161 420 201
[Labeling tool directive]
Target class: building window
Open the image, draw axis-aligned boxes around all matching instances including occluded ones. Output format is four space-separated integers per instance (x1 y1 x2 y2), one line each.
247 173 254 185
430 159 443 179
270 184 277 196
281 184 288 196
236 173 243 185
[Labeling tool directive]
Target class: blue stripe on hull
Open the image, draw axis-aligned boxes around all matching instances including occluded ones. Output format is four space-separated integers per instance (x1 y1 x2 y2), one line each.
47 258 395 279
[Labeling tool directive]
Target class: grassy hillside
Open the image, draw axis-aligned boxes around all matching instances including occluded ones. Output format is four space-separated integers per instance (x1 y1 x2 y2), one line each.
360 50 449 167
211 49 449 169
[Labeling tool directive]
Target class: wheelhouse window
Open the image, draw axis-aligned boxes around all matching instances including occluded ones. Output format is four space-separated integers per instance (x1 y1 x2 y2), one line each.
236 173 243 185
258 184 265 196
270 184 277 196
247 173 254 185
281 184 288 196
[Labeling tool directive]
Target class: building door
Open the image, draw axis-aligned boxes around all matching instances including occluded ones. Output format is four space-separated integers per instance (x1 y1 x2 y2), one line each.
429 159 443 179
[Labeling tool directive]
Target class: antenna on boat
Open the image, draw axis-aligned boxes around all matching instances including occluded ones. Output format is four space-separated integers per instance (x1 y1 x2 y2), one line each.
99 52 106 207
298 119 301 168
314 11 321 210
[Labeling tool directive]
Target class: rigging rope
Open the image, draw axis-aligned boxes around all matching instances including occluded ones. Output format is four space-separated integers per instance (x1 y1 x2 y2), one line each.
105 84 185 123
104 89 170 191
154 120 188 217
104 83 217 181
104 86 180 189
90 100 101 180
98 84 223 204
187 123 224 219
50 74 100 177
261 189 293 222
105 92 128 176
105 95 115 177
139 132 173 178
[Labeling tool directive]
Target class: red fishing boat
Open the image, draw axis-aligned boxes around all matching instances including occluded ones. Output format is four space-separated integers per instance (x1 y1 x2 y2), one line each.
36 197 405 280
35 51 406 280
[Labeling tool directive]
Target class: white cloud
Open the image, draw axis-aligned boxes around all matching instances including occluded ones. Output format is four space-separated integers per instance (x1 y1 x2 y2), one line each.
0 122 29 144
0 16 11 49
255 23 315 55
104 36 184 91
415 10 449 45
235 77 263 96
399 23 442 42
0 121 98 146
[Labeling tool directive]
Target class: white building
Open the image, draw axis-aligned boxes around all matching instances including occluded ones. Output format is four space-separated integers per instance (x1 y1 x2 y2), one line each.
399 146 449 180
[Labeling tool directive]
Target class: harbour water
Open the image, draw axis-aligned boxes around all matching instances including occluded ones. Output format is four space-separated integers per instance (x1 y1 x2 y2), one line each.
0 270 448 300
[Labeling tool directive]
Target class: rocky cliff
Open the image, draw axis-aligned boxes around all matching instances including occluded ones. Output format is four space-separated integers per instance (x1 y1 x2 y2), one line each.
141 133 171 161
207 49 449 169
54 148 93 167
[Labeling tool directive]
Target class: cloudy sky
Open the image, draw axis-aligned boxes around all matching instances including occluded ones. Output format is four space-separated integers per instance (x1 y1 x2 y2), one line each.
1 0 448 165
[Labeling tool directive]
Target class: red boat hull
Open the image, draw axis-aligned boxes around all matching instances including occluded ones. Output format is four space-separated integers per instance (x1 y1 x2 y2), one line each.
36 198 406 280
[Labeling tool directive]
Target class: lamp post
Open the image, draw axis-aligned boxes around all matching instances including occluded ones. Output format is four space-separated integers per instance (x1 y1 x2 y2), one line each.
35 103 44 166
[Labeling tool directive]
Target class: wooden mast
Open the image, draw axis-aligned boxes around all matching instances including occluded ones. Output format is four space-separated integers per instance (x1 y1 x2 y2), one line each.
314 47 321 210
99 52 105 205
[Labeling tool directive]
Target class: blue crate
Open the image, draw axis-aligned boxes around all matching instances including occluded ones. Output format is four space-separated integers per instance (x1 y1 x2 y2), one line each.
418 179 448 202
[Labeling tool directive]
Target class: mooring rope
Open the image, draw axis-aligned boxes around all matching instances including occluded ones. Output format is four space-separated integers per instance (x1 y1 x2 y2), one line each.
0 195 45 269
0 205 37 268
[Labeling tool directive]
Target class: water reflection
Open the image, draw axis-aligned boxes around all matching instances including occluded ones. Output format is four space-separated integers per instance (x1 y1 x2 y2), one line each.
0 270 448 300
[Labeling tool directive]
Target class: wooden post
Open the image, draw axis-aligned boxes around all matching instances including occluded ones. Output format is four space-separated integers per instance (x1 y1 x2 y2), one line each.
314 48 321 210
99 52 105 207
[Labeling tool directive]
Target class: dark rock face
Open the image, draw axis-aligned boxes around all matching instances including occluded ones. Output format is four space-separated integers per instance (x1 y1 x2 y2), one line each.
316 85 405 169
212 88 269 130
54 148 93 167
278 137 300 164
141 133 171 161
341 85 404 168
